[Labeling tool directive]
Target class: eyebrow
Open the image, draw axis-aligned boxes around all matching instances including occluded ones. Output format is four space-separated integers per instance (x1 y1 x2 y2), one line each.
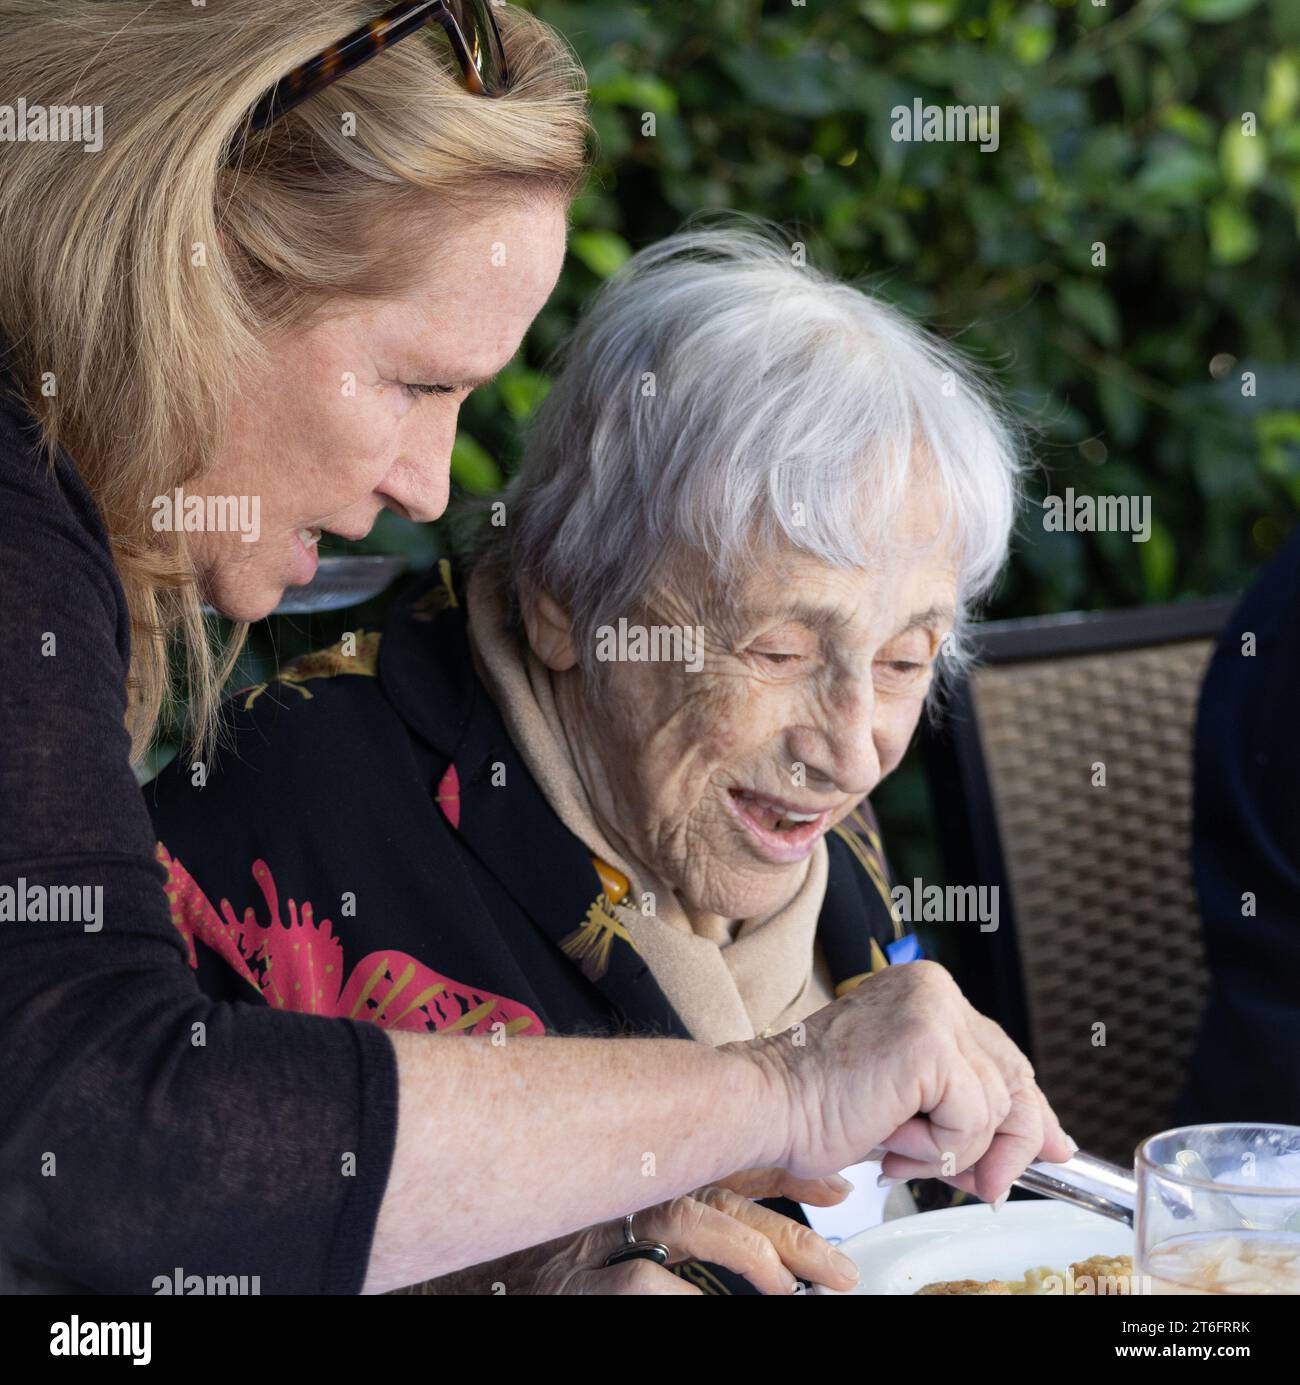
893 603 955 637
749 602 854 633
748 601 955 636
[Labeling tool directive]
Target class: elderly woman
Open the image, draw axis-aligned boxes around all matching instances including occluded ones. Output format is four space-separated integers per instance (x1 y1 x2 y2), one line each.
147 225 1045 1293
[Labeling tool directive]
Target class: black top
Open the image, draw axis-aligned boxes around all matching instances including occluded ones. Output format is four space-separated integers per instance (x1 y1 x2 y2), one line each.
0 368 398 1293
1177 526 1300 1127
145 562 922 1292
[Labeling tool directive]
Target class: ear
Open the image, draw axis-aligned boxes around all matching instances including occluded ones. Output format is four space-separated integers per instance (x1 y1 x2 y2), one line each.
522 590 578 672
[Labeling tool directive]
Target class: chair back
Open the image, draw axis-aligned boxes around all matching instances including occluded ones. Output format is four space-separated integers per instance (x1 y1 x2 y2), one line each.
923 599 1235 1163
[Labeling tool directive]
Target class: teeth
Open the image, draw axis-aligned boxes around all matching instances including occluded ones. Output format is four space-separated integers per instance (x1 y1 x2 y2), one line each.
733 791 823 831
297 527 321 546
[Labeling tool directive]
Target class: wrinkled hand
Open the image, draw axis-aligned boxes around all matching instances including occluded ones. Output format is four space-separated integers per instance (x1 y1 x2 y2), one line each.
524 1169 860 1295
744 960 1074 1204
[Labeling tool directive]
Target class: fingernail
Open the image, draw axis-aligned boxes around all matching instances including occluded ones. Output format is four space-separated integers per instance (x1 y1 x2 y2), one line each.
1064 1133 1080 1154
990 1192 1009 1212
830 1249 859 1282
826 1174 855 1194
877 1174 903 1188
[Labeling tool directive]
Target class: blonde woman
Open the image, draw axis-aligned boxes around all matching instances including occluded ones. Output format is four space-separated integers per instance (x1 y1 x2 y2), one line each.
0 1 1071 1294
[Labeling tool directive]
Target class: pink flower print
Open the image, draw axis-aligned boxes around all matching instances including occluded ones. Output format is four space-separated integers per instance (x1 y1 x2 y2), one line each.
156 843 544 1037
435 763 461 829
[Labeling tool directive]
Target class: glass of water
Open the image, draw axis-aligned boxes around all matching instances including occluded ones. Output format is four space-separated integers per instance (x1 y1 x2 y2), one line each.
1137 1123 1300 1295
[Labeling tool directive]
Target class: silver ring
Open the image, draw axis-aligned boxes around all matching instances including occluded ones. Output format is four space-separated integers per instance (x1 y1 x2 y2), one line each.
602 1211 671 1268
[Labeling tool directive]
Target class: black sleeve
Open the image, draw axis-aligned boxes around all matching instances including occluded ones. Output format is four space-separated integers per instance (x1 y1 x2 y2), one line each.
0 393 399 1294
1178 529 1300 1127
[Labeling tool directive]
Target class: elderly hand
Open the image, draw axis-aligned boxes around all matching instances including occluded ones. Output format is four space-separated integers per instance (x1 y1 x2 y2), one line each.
745 959 1074 1204
518 1170 860 1295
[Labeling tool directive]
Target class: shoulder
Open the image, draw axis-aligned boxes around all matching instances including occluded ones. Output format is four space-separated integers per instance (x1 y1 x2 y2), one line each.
0 370 113 545
1205 526 1300 709
0 374 124 624
145 626 407 848
232 628 387 722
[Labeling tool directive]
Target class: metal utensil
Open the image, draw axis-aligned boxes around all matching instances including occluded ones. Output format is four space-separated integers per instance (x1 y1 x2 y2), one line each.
1013 1151 1137 1226
269 555 407 613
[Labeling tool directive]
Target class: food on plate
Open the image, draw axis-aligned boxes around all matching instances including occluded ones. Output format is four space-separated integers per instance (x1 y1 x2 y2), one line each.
1069 1254 1136 1294
916 1254 1135 1296
914 1279 1011 1295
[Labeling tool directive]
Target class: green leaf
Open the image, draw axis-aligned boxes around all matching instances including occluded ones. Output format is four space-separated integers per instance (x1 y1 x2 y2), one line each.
1255 411 1300 477
495 364 552 423
1008 8 1057 67
450 433 502 495
588 71 678 115
1139 518 1178 600
1207 197 1260 263
1274 121 1300 158
1265 55 1300 125
860 0 958 35
570 229 632 279
1058 279 1122 349
1159 103 1217 148
716 47 870 117
1134 146 1220 203
1220 124 1268 189
1180 0 1261 21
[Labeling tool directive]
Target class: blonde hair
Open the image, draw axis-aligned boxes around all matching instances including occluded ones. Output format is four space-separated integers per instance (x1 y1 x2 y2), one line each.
0 0 590 760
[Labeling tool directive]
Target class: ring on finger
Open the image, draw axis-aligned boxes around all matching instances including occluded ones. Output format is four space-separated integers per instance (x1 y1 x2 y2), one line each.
602 1212 671 1268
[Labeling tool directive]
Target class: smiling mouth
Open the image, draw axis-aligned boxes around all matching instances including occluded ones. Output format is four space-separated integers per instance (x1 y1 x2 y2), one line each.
725 787 839 861
729 789 827 831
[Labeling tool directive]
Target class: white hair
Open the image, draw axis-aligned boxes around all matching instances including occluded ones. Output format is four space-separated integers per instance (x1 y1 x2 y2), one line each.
488 220 1023 684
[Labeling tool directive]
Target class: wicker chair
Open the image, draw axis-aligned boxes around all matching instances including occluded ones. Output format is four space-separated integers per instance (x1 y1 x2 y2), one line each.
922 598 1236 1165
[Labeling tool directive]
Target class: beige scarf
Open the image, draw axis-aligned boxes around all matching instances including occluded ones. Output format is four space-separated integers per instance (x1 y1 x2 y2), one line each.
465 564 834 1046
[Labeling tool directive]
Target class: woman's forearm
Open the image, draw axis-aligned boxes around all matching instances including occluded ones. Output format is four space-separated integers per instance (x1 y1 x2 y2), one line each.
364 1032 781 1293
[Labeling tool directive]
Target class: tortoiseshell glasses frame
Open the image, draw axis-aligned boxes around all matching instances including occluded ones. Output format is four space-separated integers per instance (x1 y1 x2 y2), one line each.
241 0 509 138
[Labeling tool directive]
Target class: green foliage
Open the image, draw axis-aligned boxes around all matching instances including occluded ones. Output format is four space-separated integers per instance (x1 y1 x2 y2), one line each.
458 0 1299 624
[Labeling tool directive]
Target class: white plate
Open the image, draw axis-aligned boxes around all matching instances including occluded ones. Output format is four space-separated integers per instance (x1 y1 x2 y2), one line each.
823 1200 1135 1295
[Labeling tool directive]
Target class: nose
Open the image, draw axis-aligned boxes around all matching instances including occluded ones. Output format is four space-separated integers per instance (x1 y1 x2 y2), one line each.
378 483 446 526
787 675 881 797
377 402 459 523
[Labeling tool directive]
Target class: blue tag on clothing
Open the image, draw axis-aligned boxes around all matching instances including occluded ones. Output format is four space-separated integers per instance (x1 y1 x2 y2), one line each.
886 933 922 965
